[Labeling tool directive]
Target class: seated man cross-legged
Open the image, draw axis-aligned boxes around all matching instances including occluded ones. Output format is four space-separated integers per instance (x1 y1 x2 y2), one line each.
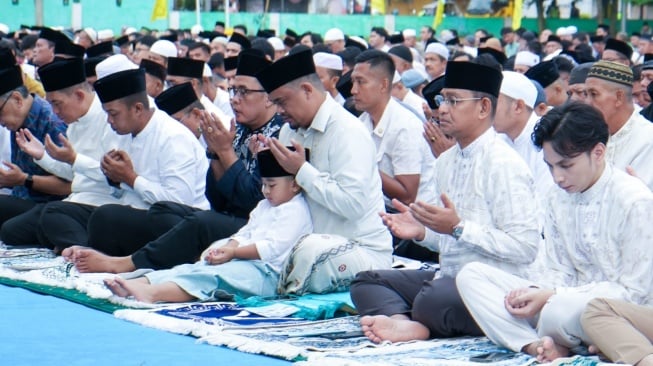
456 102 653 363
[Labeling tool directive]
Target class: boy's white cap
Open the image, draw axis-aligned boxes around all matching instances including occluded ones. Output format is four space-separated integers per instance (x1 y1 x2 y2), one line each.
425 42 450 60
267 37 285 51
500 71 538 109
515 51 540 67
348 35 369 49
403 29 416 38
124 27 137 35
150 40 178 58
324 28 345 41
0 23 9 35
313 52 343 71
96 54 138 80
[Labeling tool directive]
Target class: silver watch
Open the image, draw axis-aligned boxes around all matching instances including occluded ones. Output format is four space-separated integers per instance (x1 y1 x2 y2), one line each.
452 220 465 240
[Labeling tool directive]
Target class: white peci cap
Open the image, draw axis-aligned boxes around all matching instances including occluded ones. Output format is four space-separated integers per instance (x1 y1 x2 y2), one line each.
500 71 538 109
324 28 345 42
313 52 343 71
150 40 178 58
96 54 138 80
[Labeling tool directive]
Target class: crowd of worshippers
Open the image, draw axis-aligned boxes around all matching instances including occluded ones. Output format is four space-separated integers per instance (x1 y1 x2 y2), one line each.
1 21 653 365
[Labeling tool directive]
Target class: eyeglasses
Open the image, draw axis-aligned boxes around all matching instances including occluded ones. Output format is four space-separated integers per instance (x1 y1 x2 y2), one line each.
228 87 266 98
434 95 482 108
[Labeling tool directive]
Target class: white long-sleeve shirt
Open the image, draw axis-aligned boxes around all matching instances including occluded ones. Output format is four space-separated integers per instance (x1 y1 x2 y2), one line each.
499 112 554 203
231 194 313 273
607 110 653 192
34 95 127 206
116 109 210 210
541 164 653 305
359 98 437 206
279 94 392 255
418 128 542 279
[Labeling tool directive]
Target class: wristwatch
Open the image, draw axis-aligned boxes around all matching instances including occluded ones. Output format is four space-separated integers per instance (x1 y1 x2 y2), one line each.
205 149 220 160
452 220 465 240
24 174 34 190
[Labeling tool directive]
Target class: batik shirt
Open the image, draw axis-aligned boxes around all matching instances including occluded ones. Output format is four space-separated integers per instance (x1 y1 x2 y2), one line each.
206 114 284 218
606 110 653 191
11 95 67 202
418 128 541 279
542 164 653 305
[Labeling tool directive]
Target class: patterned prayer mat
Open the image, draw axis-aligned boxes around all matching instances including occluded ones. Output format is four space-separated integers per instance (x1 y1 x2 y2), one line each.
0 245 618 366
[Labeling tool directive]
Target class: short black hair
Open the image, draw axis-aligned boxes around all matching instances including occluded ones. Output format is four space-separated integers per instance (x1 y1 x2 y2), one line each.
251 38 274 60
354 49 395 82
234 24 248 35
500 27 514 36
188 42 210 54
370 27 389 39
532 101 609 157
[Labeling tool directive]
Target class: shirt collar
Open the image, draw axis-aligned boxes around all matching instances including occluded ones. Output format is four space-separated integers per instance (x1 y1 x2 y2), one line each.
457 127 495 158
371 99 397 138
305 93 332 134
575 164 612 202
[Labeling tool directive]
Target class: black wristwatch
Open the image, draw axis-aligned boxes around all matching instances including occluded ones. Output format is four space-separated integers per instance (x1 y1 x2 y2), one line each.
24 174 34 190
205 149 220 160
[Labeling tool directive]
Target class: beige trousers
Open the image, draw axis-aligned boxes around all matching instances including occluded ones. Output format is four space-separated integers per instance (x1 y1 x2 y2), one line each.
581 298 653 365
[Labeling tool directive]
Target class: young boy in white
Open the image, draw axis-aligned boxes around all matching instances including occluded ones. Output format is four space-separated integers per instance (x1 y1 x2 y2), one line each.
104 149 313 303
456 102 653 363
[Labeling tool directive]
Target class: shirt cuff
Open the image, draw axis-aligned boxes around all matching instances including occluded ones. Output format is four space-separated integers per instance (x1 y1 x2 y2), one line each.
295 162 318 192
414 228 441 252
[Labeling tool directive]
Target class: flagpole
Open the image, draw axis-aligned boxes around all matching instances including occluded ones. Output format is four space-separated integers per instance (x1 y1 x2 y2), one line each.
195 0 201 26
225 0 230 28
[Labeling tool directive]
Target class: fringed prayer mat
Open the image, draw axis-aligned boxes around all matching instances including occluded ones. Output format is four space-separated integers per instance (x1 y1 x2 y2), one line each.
0 245 153 312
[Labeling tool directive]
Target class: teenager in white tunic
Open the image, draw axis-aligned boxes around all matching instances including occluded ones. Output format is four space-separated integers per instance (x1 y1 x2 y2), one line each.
104 149 312 303
353 50 437 208
255 49 393 295
584 60 653 191
350 62 541 343
456 102 653 363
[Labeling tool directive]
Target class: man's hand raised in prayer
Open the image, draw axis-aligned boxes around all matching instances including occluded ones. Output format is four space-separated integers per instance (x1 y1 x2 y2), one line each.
266 138 306 175
101 150 137 187
45 133 76 165
200 110 235 157
409 194 461 236
380 199 426 241
15 128 45 160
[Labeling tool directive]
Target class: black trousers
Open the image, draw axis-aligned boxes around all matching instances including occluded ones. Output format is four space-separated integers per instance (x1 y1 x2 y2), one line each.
350 269 483 338
131 207 247 270
86 204 160 256
39 201 96 250
0 198 46 246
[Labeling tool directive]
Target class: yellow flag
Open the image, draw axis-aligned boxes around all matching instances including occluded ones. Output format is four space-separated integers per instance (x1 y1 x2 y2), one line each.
371 0 386 15
512 0 523 30
151 0 168 21
432 0 445 29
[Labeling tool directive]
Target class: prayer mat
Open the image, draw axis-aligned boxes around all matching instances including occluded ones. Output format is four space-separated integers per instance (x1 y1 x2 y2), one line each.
0 244 153 311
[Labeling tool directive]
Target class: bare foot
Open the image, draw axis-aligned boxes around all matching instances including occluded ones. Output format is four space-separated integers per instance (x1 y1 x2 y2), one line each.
67 247 135 273
104 277 130 298
105 277 157 303
359 315 430 344
536 336 569 363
